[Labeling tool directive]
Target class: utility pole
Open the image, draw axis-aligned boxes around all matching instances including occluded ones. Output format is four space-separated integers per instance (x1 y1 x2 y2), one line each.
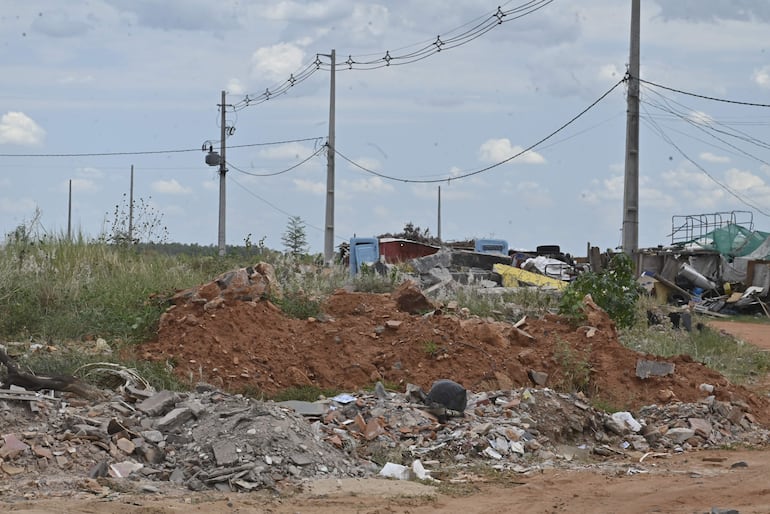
622 0 640 256
218 90 227 256
128 165 134 244
67 179 72 240
323 49 336 265
437 186 442 244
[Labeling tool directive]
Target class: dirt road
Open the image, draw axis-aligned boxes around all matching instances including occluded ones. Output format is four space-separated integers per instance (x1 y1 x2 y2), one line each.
708 318 770 351
7 449 770 513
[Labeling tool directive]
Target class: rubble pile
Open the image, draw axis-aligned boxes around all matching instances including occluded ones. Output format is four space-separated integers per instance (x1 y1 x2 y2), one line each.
0 385 367 499
305 384 770 477
1 378 768 498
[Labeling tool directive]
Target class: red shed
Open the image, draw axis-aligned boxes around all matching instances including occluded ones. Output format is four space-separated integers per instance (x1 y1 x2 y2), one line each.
378 238 440 263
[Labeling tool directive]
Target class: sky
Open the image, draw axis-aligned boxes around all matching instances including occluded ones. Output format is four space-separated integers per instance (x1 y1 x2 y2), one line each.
1 0 770 257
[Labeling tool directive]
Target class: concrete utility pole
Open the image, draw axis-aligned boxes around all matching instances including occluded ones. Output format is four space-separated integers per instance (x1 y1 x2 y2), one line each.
622 0 640 256
67 179 72 240
128 165 134 244
437 186 442 244
323 49 336 265
218 90 228 256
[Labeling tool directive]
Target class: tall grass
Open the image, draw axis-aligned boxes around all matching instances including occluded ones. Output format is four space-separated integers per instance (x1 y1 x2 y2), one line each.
0 234 245 342
619 297 770 386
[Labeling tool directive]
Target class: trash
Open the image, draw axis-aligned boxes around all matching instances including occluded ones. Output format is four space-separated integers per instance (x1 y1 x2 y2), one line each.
611 411 642 433
379 462 412 480
426 379 467 412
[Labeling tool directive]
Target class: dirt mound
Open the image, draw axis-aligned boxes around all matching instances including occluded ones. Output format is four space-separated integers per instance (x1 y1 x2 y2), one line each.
138 288 770 426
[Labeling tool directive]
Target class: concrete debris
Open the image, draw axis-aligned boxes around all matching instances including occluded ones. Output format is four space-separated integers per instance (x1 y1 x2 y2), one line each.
636 359 676 379
0 379 768 499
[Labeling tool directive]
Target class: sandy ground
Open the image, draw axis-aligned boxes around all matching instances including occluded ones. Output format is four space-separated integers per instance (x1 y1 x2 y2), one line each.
6 449 770 513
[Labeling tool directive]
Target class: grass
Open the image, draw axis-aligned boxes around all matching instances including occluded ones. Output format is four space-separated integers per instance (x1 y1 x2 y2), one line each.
619 298 770 386
453 286 558 321
2 233 770 397
269 385 341 402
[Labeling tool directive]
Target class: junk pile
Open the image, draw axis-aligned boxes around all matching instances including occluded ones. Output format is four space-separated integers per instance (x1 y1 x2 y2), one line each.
637 220 770 318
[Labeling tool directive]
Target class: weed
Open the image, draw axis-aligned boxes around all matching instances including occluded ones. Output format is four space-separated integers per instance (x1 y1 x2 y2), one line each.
275 291 321 320
269 385 340 402
422 340 439 357
553 340 592 393
352 263 403 293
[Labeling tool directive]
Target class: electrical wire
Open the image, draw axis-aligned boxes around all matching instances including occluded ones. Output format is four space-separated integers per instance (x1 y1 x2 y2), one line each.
232 1 554 110
0 137 324 158
229 176 347 242
226 146 325 177
640 108 770 217
638 77 770 108
332 77 626 184
640 85 770 167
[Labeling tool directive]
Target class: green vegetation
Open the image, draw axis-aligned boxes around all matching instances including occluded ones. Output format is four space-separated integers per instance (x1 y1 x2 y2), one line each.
268 385 340 402
553 340 592 394
620 310 770 385
2 217 769 396
559 253 641 328
454 286 558 321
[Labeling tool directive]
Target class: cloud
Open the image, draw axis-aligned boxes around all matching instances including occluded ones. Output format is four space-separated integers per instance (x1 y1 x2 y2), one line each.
292 178 325 195
753 66 770 89
68 178 99 194
0 112 46 146
515 181 552 207
152 179 192 195
258 142 317 160
345 156 381 172
652 0 770 23
76 167 104 179
57 74 94 85
580 174 623 204
251 43 306 83
0 197 37 214
261 1 343 21
725 168 768 191
31 10 92 38
104 0 238 31
226 78 245 95
687 110 713 126
343 176 394 194
699 152 730 163
478 138 545 165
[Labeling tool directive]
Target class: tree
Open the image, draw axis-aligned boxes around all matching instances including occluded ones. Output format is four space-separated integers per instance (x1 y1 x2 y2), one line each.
379 221 439 245
281 216 308 258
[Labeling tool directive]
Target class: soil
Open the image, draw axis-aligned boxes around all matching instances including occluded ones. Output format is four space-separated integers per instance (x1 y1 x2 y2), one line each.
138 288 770 425
9 284 770 513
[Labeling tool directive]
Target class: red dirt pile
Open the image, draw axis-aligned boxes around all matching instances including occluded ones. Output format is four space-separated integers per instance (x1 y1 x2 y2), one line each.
138 277 770 426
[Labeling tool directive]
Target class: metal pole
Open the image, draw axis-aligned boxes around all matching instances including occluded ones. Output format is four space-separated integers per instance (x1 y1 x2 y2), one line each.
324 49 336 265
218 90 227 256
128 164 134 244
622 0 640 256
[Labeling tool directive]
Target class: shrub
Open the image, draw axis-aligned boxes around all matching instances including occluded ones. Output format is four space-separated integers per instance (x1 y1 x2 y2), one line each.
559 253 641 328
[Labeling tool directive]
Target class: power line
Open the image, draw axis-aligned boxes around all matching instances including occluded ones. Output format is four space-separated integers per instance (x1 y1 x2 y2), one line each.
226 146 326 177
640 85 770 167
232 1 554 110
333 77 626 184
638 77 770 108
0 137 324 158
640 108 770 217
229 176 347 242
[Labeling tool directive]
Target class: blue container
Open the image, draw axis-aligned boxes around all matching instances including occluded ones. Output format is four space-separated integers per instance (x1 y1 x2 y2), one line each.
474 239 509 255
349 237 379 275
